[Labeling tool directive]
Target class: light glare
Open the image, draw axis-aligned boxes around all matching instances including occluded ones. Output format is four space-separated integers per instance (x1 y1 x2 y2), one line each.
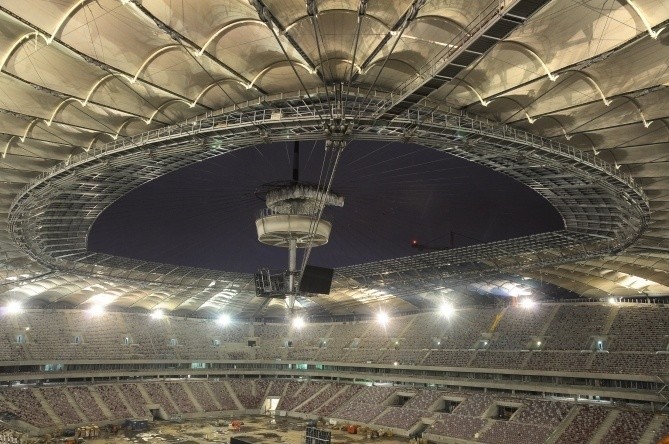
292 316 306 329
88 305 105 316
520 298 535 309
150 309 164 320
6 301 22 314
216 313 231 326
607 297 617 304
439 302 455 317
376 311 389 325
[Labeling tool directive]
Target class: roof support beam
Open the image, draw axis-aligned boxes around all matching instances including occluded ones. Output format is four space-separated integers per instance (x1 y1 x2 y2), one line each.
122 0 264 95
373 0 541 119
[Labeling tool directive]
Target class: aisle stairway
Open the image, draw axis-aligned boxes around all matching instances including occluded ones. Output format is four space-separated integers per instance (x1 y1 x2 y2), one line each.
32 390 62 426
545 405 581 444
588 410 620 444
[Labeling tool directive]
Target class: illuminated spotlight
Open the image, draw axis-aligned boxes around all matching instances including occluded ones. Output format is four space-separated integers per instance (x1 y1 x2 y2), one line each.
88 305 105 316
520 298 535 309
150 309 164 320
5 301 23 314
537 341 542 346
439 302 455 317
216 313 231 326
292 316 306 329
393 361 399 366
608 297 617 304
376 311 389 325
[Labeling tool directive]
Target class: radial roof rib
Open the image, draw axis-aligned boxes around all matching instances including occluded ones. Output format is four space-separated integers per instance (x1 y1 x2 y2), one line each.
576 258 669 288
0 5 212 119
475 41 669 130
245 0 323 94
437 2 669 108
121 0 266 97
0 71 173 132
373 0 552 119
249 0 317 72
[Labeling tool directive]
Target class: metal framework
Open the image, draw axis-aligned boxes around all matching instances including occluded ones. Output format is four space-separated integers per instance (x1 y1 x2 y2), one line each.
8 88 649 303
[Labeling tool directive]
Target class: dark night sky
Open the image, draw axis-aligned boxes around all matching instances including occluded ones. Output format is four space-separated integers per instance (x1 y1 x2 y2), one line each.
88 141 563 272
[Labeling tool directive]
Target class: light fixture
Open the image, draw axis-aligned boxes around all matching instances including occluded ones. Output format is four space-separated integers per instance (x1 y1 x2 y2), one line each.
88 305 105 316
216 313 231 326
439 302 455 317
376 311 389 325
150 309 164 320
5 301 23 315
520 298 535 309
607 297 617 304
292 316 305 329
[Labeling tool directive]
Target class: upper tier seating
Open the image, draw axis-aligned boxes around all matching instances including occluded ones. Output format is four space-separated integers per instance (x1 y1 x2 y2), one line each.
0 304 667 376
608 307 669 352
543 305 610 350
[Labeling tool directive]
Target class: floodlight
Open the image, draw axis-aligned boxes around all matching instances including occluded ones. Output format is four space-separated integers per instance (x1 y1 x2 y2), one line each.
376 311 389 325
150 309 164 320
88 305 105 316
520 298 535 309
292 316 305 329
439 302 455 317
216 313 231 326
607 297 617 304
6 301 22 314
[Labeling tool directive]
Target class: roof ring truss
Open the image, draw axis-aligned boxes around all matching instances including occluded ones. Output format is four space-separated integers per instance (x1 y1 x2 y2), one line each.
7 89 650 291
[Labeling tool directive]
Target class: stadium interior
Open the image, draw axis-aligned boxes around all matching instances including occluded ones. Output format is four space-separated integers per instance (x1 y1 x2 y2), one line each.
1 1 669 443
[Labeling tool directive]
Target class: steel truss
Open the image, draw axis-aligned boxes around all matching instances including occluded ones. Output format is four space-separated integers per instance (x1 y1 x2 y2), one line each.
8 89 649 300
